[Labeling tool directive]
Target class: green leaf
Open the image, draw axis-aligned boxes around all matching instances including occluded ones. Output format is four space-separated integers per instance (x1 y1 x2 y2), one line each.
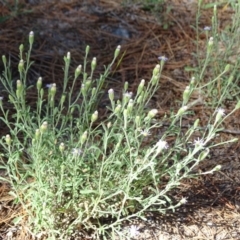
80 189 98 195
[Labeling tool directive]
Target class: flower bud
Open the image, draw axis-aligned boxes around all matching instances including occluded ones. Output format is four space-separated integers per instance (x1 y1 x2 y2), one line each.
114 45 121 58
17 80 22 90
60 94 66 105
50 83 56 97
2 55 6 66
91 111 98 123
190 77 195 88
59 142 65 153
137 79 145 95
108 89 114 101
67 52 71 60
40 88 44 99
19 44 24 54
198 148 209 161
127 99 134 114
151 74 159 85
207 37 214 52
212 164 221 172
85 79 92 91
18 59 24 73
35 129 40 139
16 80 23 98
5 134 11 146
85 45 90 55
152 64 160 76
37 77 42 91
8 95 14 104
193 118 199 129
213 4 217 15
224 64 231 72
228 75 233 85
81 84 86 95
214 108 225 125
114 104 121 114
183 86 190 104
135 116 140 127
91 57 97 72
40 121 48 133
123 92 132 105
124 81 129 91
137 94 143 104
107 122 112 129
176 106 188 116
75 65 82 79
29 31 34 46
147 109 158 119
80 131 88 144
70 107 75 114
91 87 96 96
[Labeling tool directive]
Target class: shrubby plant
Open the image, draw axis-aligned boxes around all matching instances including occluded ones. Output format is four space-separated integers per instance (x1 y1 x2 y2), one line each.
1 2 240 236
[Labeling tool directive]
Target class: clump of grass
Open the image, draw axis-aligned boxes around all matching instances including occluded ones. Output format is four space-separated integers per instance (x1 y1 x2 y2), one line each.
0 17 240 239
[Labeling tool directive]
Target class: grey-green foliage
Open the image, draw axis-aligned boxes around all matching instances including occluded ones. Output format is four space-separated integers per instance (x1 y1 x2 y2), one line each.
0 25 239 239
